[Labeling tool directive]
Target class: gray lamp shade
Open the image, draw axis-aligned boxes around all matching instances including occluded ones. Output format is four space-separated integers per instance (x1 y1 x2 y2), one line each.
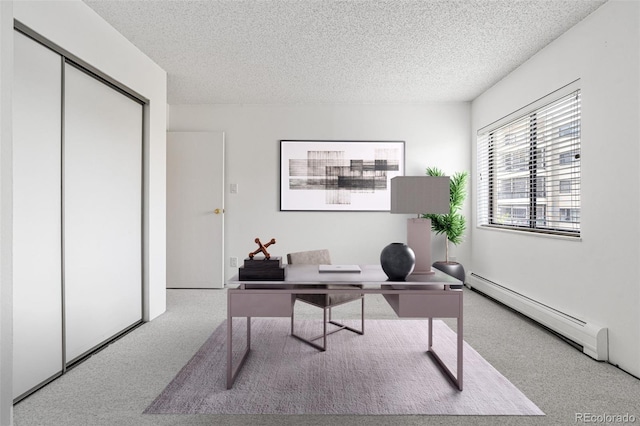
390 176 450 214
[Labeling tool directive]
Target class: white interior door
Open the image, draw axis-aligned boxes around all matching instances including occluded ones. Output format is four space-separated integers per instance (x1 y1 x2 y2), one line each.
12 31 63 399
167 132 224 288
63 63 143 363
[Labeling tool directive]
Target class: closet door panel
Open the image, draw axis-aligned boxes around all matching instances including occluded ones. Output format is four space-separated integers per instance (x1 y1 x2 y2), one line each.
63 64 142 363
12 32 63 399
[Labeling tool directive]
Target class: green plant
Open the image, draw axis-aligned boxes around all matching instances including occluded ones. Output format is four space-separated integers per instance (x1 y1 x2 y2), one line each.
421 166 468 263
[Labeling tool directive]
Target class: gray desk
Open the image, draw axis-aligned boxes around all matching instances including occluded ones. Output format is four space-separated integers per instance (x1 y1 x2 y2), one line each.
226 264 463 390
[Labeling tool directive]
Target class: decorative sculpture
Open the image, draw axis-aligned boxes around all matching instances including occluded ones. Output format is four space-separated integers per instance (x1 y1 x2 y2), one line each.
249 237 276 259
240 237 284 280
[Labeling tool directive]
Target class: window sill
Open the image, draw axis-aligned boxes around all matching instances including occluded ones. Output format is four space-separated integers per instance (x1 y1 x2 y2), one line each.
476 225 582 242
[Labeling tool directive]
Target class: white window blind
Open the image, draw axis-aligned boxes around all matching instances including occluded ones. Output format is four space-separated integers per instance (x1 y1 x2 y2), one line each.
477 89 581 236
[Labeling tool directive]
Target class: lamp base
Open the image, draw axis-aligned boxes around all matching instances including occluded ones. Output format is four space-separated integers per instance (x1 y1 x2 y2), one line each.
406 218 433 275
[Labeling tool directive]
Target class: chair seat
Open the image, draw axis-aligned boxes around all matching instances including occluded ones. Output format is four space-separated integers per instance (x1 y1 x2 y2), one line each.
295 284 362 307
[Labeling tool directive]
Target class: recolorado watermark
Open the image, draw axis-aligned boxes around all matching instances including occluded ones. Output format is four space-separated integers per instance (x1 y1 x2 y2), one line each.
575 413 637 424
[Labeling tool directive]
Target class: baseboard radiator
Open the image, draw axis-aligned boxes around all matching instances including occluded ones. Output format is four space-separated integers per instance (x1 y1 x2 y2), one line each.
467 273 608 361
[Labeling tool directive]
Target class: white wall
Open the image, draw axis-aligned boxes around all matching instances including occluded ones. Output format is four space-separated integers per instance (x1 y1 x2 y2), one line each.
168 103 471 280
13 0 167 321
471 0 639 375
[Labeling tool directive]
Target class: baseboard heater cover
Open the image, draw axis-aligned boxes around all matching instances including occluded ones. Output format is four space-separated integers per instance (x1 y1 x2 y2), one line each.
467 273 608 361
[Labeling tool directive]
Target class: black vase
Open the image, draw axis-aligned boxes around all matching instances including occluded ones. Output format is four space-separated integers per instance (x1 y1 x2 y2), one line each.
432 261 465 289
380 243 415 281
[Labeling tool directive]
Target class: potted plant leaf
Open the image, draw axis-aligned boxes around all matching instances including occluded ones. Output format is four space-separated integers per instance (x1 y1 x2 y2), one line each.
421 166 468 286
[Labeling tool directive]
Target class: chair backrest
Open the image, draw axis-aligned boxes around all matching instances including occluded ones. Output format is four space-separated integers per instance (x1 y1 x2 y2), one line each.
287 249 331 265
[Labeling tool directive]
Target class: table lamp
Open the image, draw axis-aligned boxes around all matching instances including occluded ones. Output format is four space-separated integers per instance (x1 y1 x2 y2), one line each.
390 176 450 274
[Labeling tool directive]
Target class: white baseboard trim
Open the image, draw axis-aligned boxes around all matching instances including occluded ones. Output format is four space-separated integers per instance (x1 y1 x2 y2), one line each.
467 273 608 361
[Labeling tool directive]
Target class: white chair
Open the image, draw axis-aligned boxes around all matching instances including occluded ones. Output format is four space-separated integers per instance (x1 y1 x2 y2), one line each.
288 249 364 351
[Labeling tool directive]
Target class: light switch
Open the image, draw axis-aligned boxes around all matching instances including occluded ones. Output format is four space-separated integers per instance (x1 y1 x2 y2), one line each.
230 183 238 194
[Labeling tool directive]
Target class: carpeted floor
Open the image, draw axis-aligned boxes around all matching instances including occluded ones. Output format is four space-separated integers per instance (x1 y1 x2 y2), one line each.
13 290 640 426
145 318 543 416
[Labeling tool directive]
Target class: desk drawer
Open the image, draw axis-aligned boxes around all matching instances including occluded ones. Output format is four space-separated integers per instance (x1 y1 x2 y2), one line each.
383 292 460 318
230 292 294 317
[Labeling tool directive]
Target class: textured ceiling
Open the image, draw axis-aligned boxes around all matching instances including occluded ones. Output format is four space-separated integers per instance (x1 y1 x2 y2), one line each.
83 0 607 104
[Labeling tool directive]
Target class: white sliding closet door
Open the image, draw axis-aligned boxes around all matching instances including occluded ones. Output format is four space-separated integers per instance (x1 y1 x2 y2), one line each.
63 64 143 363
13 31 63 399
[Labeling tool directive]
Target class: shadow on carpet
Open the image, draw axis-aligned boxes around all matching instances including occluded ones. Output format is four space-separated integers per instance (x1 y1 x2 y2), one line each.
145 318 544 416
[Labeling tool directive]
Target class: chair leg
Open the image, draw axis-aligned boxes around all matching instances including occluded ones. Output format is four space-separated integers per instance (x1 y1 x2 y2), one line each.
291 296 365 351
323 307 327 350
328 295 365 336
361 295 365 334
290 300 328 352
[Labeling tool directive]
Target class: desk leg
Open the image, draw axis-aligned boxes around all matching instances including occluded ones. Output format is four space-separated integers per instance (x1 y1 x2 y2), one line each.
226 292 232 388
457 299 463 390
226 315 232 388
247 316 251 350
427 304 463 390
226 291 251 389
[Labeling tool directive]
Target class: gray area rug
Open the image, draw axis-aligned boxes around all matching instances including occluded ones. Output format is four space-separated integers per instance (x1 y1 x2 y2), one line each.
145 318 544 416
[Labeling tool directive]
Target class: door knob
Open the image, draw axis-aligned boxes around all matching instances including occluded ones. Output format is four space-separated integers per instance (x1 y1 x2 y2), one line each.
214 208 223 214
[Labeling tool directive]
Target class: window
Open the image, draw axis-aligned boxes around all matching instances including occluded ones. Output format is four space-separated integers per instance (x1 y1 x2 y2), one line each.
559 208 580 223
477 89 581 236
559 151 578 165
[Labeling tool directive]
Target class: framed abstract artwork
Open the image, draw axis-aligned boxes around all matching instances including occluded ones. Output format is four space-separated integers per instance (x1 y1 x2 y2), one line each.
280 140 405 211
